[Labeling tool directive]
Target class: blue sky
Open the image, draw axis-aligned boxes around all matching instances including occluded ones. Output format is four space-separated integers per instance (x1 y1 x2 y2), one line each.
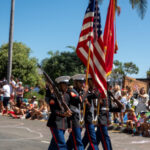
0 0 150 78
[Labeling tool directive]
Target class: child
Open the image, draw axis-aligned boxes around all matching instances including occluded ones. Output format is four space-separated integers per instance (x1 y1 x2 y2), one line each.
136 111 150 136
126 108 137 133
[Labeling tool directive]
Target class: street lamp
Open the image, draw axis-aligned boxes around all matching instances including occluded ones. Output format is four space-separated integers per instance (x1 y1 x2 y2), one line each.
7 0 15 83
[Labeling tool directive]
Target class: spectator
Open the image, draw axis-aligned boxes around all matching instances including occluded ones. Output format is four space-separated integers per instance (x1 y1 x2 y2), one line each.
26 96 37 119
0 82 4 113
120 90 127 126
126 86 132 110
10 76 16 102
11 104 26 119
126 108 137 133
136 87 149 113
15 78 20 88
136 111 149 136
33 85 40 93
28 96 37 108
141 115 150 137
148 86 150 99
2 80 11 115
30 99 48 120
114 85 122 100
38 99 48 120
113 84 122 123
16 82 24 108
148 100 150 111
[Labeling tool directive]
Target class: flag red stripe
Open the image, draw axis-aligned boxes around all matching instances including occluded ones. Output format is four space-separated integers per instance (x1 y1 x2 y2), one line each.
79 27 93 37
82 16 94 25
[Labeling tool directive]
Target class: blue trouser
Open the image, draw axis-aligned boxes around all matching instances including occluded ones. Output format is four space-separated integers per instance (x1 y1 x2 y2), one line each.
48 127 67 150
82 124 99 150
66 127 84 150
96 125 112 150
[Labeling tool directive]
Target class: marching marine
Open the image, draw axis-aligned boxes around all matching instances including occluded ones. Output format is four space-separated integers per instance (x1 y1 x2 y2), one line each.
82 74 99 150
47 76 72 150
66 74 86 150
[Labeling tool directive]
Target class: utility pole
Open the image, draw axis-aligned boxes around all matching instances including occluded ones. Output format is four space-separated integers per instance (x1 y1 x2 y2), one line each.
7 0 15 83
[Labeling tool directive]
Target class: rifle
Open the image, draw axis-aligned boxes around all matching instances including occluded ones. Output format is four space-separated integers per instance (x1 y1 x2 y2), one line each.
38 65 71 113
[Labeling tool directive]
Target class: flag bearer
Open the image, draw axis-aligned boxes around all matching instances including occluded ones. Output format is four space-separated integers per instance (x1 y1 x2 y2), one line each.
82 74 99 150
66 74 86 150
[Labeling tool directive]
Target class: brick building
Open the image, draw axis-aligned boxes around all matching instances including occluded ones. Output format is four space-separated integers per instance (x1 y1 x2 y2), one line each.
136 77 150 92
123 76 150 92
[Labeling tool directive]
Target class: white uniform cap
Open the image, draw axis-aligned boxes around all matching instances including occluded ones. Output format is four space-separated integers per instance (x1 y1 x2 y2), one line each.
18 82 22 85
71 74 85 81
55 76 71 84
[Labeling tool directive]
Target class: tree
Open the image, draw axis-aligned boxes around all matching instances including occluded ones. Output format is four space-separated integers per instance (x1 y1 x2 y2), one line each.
146 68 150 78
123 62 139 75
98 0 147 19
109 60 139 85
110 60 124 82
129 0 147 19
0 42 40 86
111 60 139 79
41 50 85 81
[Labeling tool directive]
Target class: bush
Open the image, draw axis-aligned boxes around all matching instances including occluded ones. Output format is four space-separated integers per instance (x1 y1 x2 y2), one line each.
24 91 45 101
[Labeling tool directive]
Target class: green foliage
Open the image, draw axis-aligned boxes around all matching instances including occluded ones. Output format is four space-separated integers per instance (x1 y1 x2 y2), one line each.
113 60 124 75
146 68 150 78
123 62 139 75
24 91 45 100
0 42 42 86
129 0 147 19
41 50 85 81
66 46 76 51
98 0 147 19
112 60 139 78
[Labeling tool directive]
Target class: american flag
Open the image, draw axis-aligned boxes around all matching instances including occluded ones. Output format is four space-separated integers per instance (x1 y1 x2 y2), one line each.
76 0 107 98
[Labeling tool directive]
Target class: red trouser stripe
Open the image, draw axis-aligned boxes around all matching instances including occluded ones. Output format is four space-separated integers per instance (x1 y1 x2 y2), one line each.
86 125 95 150
50 127 60 150
99 125 108 150
72 129 77 150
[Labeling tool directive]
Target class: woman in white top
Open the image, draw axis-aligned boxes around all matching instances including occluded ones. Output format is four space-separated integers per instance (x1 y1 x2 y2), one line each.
120 90 127 125
126 86 133 110
3 80 11 115
113 85 122 123
136 87 149 113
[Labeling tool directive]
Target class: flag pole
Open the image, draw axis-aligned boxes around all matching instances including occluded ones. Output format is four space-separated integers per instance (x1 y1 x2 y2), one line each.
85 41 91 85
82 41 91 125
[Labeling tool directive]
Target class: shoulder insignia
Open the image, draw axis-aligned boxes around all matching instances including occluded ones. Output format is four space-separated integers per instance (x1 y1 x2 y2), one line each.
50 100 55 105
70 92 77 97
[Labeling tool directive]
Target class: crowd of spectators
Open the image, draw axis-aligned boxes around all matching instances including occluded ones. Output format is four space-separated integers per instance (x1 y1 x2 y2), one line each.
109 84 150 137
0 77 48 121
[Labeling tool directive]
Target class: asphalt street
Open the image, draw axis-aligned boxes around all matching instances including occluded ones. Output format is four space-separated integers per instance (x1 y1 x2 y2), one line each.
0 116 150 150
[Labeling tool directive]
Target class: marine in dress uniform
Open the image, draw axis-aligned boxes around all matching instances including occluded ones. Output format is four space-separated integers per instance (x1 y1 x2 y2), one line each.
47 76 72 150
66 74 85 150
82 75 99 150
96 83 124 150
